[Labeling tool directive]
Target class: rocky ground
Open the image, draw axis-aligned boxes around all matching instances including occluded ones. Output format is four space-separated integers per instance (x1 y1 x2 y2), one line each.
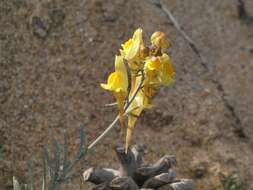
1 0 253 189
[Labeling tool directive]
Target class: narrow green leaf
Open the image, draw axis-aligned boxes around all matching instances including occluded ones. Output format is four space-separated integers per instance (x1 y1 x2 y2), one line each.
13 176 21 190
23 184 28 190
28 160 35 190
42 150 47 190
54 141 61 171
78 126 86 157
63 130 69 171
47 139 61 190
41 176 45 190
59 127 87 182
43 146 52 179
53 139 61 176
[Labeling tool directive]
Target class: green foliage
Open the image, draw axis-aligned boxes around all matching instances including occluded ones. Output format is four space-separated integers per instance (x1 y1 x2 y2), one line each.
220 172 249 190
13 127 86 190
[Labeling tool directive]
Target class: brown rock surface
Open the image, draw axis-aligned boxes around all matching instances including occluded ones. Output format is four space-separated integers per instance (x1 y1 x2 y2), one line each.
1 0 253 189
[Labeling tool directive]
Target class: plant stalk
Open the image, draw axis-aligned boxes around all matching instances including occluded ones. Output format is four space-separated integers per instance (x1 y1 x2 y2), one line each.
88 72 145 151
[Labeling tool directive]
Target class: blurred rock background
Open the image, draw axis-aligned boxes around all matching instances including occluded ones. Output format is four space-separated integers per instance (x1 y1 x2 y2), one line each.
0 0 253 189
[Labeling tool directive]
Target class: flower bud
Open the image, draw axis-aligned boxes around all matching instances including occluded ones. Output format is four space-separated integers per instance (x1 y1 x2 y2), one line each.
151 31 170 51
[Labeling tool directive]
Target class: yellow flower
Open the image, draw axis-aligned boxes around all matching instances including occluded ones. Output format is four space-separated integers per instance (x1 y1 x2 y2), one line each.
142 56 161 100
144 56 161 84
101 55 128 131
144 54 175 87
151 31 170 53
121 28 144 70
159 53 175 86
101 28 175 153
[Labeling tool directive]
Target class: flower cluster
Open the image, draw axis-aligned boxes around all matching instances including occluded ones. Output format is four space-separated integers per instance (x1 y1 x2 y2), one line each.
101 28 175 152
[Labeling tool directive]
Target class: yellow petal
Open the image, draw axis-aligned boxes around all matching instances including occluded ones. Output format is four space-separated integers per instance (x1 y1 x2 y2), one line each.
122 28 143 61
146 56 161 71
144 57 161 80
121 39 133 53
143 57 162 89
143 84 158 98
101 56 130 133
114 55 128 93
100 71 125 92
100 83 111 90
160 53 175 85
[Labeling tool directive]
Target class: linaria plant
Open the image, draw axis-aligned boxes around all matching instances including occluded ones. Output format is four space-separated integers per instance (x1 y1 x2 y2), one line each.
13 28 175 190
99 28 175 152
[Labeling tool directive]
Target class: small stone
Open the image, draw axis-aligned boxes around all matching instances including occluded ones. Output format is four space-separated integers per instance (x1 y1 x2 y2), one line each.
49 9 65 27
194 165 206 178
31 16 49 39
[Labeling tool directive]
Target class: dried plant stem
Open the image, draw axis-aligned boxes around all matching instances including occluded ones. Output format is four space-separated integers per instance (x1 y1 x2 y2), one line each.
88 115 120 150
88 72 145 151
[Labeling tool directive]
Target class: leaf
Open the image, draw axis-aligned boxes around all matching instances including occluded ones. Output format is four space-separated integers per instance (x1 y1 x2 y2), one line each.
47 140 61 190
53 139 61 177
41 176 45 190
63 129 69 171
13 176 21 190
77 126 86 159
43 146 52 179
42 150 47 190
28 161 35 190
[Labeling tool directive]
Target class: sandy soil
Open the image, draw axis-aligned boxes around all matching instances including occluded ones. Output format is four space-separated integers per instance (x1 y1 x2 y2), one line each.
1 0 253 189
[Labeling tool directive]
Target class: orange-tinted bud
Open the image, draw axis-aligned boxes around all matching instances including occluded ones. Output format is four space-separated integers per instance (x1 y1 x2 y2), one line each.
151 31 170 51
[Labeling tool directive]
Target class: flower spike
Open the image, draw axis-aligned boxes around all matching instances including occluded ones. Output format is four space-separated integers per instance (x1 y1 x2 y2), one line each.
101 28 175 153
